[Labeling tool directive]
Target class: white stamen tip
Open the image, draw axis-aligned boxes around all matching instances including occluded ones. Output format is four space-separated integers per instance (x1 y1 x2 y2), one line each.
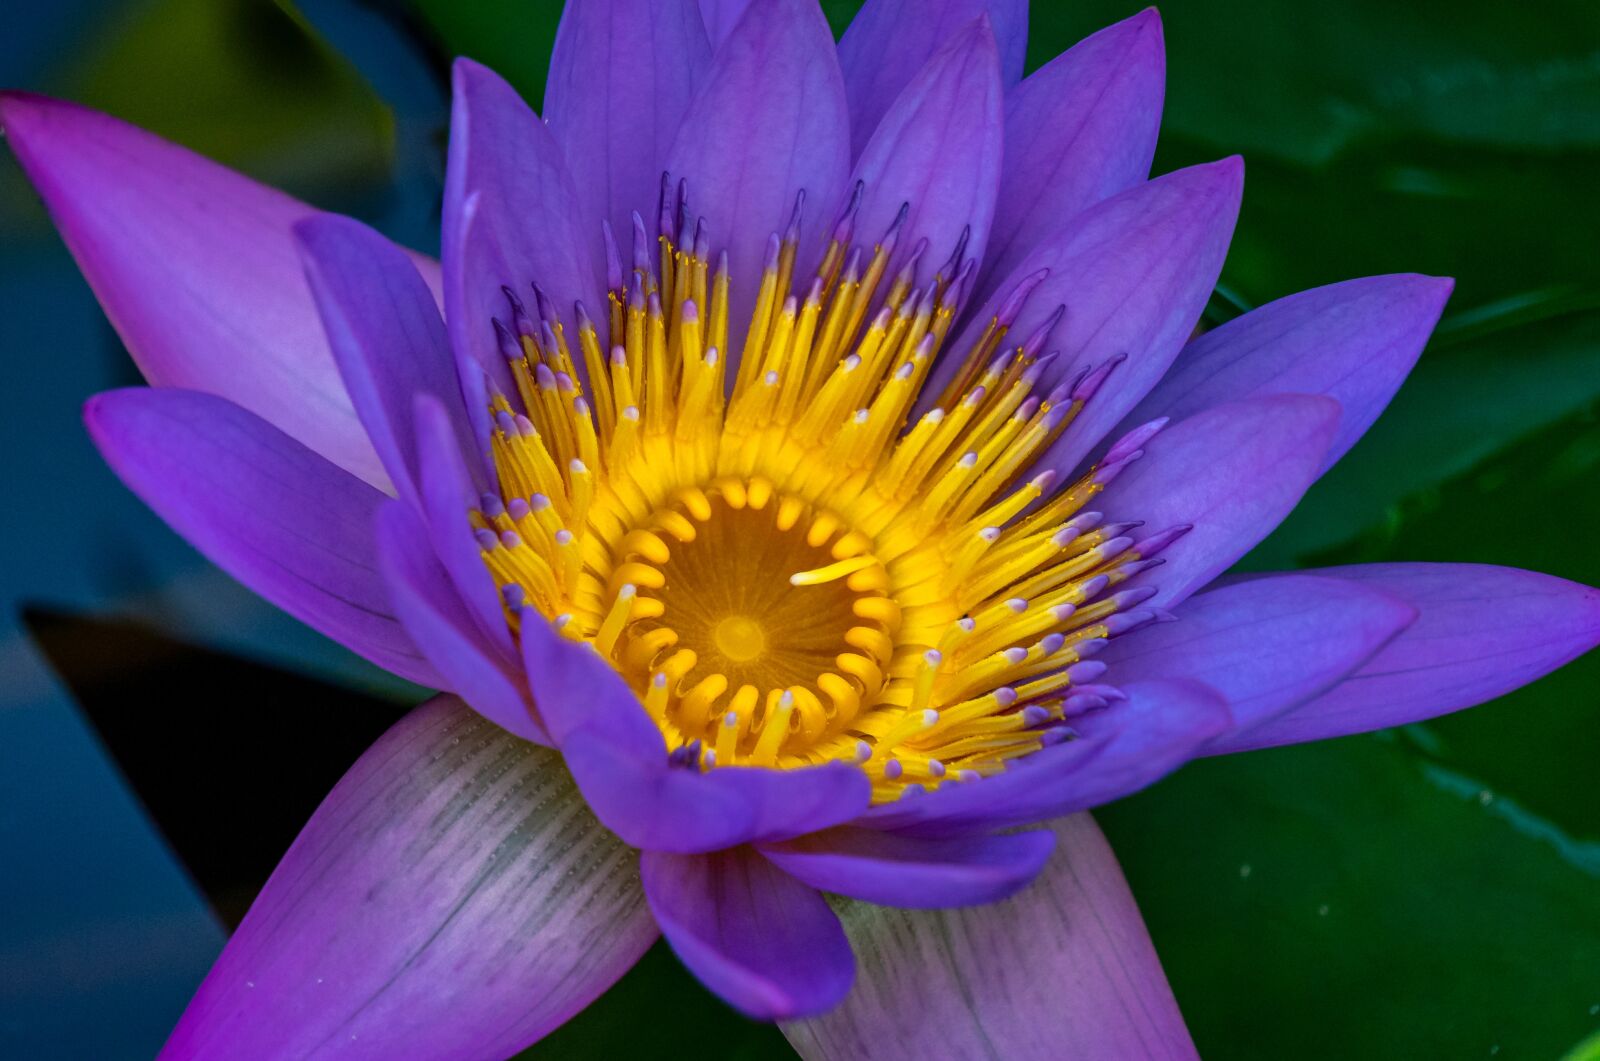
921 709 939 726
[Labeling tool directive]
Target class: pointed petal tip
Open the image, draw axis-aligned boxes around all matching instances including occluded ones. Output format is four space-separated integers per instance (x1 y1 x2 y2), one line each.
0 87 44 128
1212 153 1246 189
1413 271 1456 304
1133 5 1163 31
450 53 494 89
80 387 129 442
0 89 86 143
959 10 1000 49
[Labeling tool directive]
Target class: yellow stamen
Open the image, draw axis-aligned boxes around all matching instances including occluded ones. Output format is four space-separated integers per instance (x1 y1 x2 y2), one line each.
472 196 1153 800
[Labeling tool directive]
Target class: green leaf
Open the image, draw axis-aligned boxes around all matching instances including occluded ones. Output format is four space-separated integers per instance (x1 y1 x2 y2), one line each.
1247 304 1600 568
1028 0 1600 164
1302 407 1600 840
1098 736 1600 1060
409 0 565 109
57 0 396 194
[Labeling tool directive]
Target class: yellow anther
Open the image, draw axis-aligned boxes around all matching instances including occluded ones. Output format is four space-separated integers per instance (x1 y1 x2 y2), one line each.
594 584 636 660
790 554 879 586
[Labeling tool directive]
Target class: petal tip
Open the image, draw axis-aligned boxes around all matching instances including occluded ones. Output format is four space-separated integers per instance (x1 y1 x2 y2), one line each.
0 88 62 134
1128 6 1164 36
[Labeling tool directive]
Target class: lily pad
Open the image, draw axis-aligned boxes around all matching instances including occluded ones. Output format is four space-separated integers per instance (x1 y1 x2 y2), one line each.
1098 735 1600 1060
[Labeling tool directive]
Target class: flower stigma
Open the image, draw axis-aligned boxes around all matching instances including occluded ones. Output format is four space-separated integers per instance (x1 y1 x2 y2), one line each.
473 177 1186 801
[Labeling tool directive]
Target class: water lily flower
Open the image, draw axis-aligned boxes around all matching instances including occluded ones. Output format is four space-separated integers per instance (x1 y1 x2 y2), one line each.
6 0 1597 1056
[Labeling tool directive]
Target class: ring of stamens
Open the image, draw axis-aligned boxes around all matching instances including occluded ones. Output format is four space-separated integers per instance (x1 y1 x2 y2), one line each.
607 486 894 767
471 176 1182 802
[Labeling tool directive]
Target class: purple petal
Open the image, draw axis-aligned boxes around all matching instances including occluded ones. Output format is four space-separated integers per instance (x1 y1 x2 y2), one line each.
160 695 656 1059
782 814 1197 1060
698 0 752 48
929 159 1242 458
642 846 853 1020
0 92 446 490
665 0 849 361
1117 274 1455 473
412 394 516 656
375 501 545 743
520 613 872 853
545 0 711 273
860 679 1231 837
84 388 440 686
444 59 601 398
1101 574 1417 738
296 214 477 508
980 10 1165 291
844 15 1004 286
838 0 1027 158
759 826 1055 908
1098 394 1342 607
1211 563 1600 753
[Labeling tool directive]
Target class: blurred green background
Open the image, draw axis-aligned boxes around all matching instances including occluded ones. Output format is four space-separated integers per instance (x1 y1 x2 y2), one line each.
1 1 1597 1057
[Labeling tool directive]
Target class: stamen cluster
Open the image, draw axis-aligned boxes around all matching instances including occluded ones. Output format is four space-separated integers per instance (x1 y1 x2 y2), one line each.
473 177 1183 801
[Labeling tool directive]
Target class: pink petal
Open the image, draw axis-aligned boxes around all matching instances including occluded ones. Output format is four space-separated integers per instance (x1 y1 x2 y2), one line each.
1117 273 1454 473
838 0 1027 158
545 0 711 272
1098 394 1341 607
296 214 474 508
1102 573 1417 737
928 159 1242 464
375 500 546 743
698 0 753 47
981 9 1165 290
444 60 602 399
782 813 1197 1060
844 15 1005 289
759 826 1056 908
1212 563 1600 752
642 846 854 1020
84 388 440 686
665 0 849 363
161 696 656 1059
1 91 440 490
